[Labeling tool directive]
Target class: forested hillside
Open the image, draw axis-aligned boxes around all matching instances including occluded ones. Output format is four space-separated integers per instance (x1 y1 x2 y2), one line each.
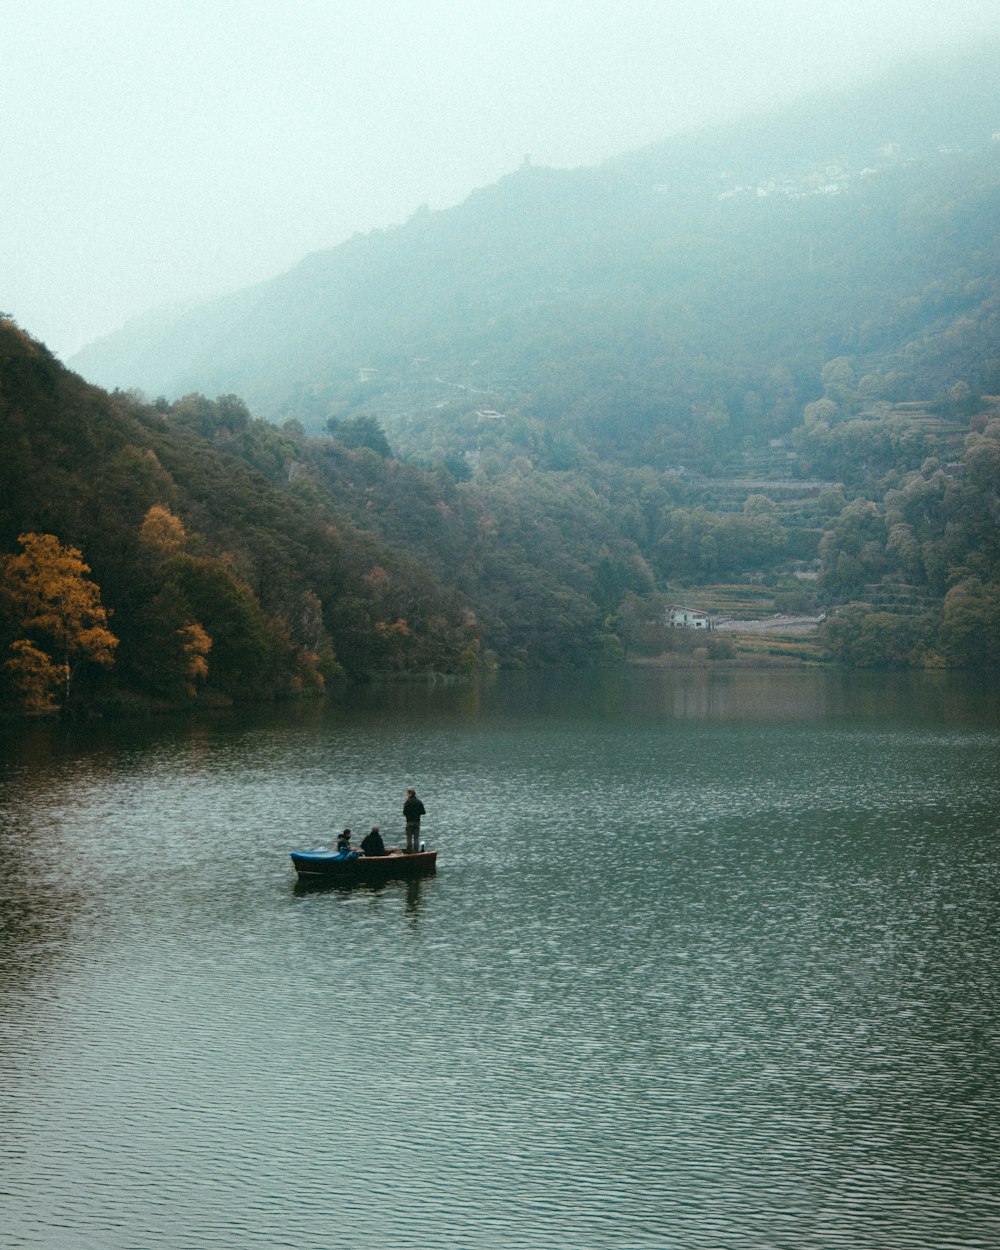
4 303 1000 721
0 322 488 714
4 49 1000 717
72 46 1000 474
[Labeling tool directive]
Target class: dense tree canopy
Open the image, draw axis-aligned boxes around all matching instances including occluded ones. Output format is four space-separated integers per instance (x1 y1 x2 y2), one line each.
4 301 1000 719
5 54 1000 713
0 532 118 713
0 322 488 714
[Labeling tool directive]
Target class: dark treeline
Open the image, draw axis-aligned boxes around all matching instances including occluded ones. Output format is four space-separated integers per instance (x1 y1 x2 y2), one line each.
2 307 999 720
0 323 483 715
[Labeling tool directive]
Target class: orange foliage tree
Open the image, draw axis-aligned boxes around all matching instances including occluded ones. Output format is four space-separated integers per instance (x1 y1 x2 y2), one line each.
1 533 119 713
139 504 187 559
176 621 212 696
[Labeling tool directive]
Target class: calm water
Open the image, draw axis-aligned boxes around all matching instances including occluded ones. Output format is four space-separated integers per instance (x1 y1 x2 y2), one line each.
1 668 998 1250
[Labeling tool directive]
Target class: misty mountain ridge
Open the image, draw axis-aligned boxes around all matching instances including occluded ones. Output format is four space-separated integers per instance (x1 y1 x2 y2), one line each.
6 43 1000 701
70 42 1000 472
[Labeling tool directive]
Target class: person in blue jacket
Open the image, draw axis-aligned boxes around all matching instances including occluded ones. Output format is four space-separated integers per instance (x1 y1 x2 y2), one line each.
334 829 358 860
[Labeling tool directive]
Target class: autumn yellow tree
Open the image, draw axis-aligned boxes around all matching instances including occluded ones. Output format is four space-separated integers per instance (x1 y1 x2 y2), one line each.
3 640 67 715
176 622 212 696
1 533 118 713
139 504 187 559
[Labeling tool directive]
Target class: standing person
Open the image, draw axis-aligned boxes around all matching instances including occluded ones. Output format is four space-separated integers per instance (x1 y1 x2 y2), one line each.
403 788 426 854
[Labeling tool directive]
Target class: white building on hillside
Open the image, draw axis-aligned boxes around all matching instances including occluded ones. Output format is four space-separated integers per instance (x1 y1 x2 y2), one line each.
666 606 712 630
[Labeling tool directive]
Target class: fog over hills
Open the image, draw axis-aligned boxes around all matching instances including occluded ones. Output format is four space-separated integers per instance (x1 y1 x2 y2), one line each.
4 43 1000 704
70 44 1000 473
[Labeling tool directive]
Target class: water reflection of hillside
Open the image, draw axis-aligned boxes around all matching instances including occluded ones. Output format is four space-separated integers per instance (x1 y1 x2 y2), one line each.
628 668 1000 725
0 802 79 998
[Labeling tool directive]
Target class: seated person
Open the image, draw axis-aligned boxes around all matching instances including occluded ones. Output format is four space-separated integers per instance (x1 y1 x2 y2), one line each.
334 829 358 860
361 825 387 856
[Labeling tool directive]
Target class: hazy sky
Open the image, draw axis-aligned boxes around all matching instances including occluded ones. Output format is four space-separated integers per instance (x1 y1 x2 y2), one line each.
4 1 1000 358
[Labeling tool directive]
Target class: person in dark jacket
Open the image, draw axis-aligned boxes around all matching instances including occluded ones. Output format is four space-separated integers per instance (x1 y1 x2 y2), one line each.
361 825 387 856
403 789 426 853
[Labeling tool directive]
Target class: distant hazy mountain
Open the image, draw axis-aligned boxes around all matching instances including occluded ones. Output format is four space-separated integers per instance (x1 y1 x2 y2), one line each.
70 44 1000 466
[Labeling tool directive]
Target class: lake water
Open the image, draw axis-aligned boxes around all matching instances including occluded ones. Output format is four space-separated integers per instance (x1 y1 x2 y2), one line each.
1 668 998 1250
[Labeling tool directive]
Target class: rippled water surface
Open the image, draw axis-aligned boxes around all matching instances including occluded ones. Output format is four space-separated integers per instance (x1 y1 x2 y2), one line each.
1 668 999 1249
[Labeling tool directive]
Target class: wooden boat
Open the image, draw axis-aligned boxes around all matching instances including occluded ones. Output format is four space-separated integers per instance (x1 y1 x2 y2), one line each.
290 846 437 881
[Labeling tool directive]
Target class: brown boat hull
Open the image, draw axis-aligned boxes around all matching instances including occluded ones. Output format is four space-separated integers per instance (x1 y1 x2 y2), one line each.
290 848 437 880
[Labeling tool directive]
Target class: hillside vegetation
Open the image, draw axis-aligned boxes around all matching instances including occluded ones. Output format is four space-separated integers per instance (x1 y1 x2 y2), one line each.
73 48 1000 467
4 305 1000 720
3 49 1000 714
0 323 486 713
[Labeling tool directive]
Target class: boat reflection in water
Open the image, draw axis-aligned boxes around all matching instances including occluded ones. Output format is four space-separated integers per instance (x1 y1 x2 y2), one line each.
292 875 432 923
